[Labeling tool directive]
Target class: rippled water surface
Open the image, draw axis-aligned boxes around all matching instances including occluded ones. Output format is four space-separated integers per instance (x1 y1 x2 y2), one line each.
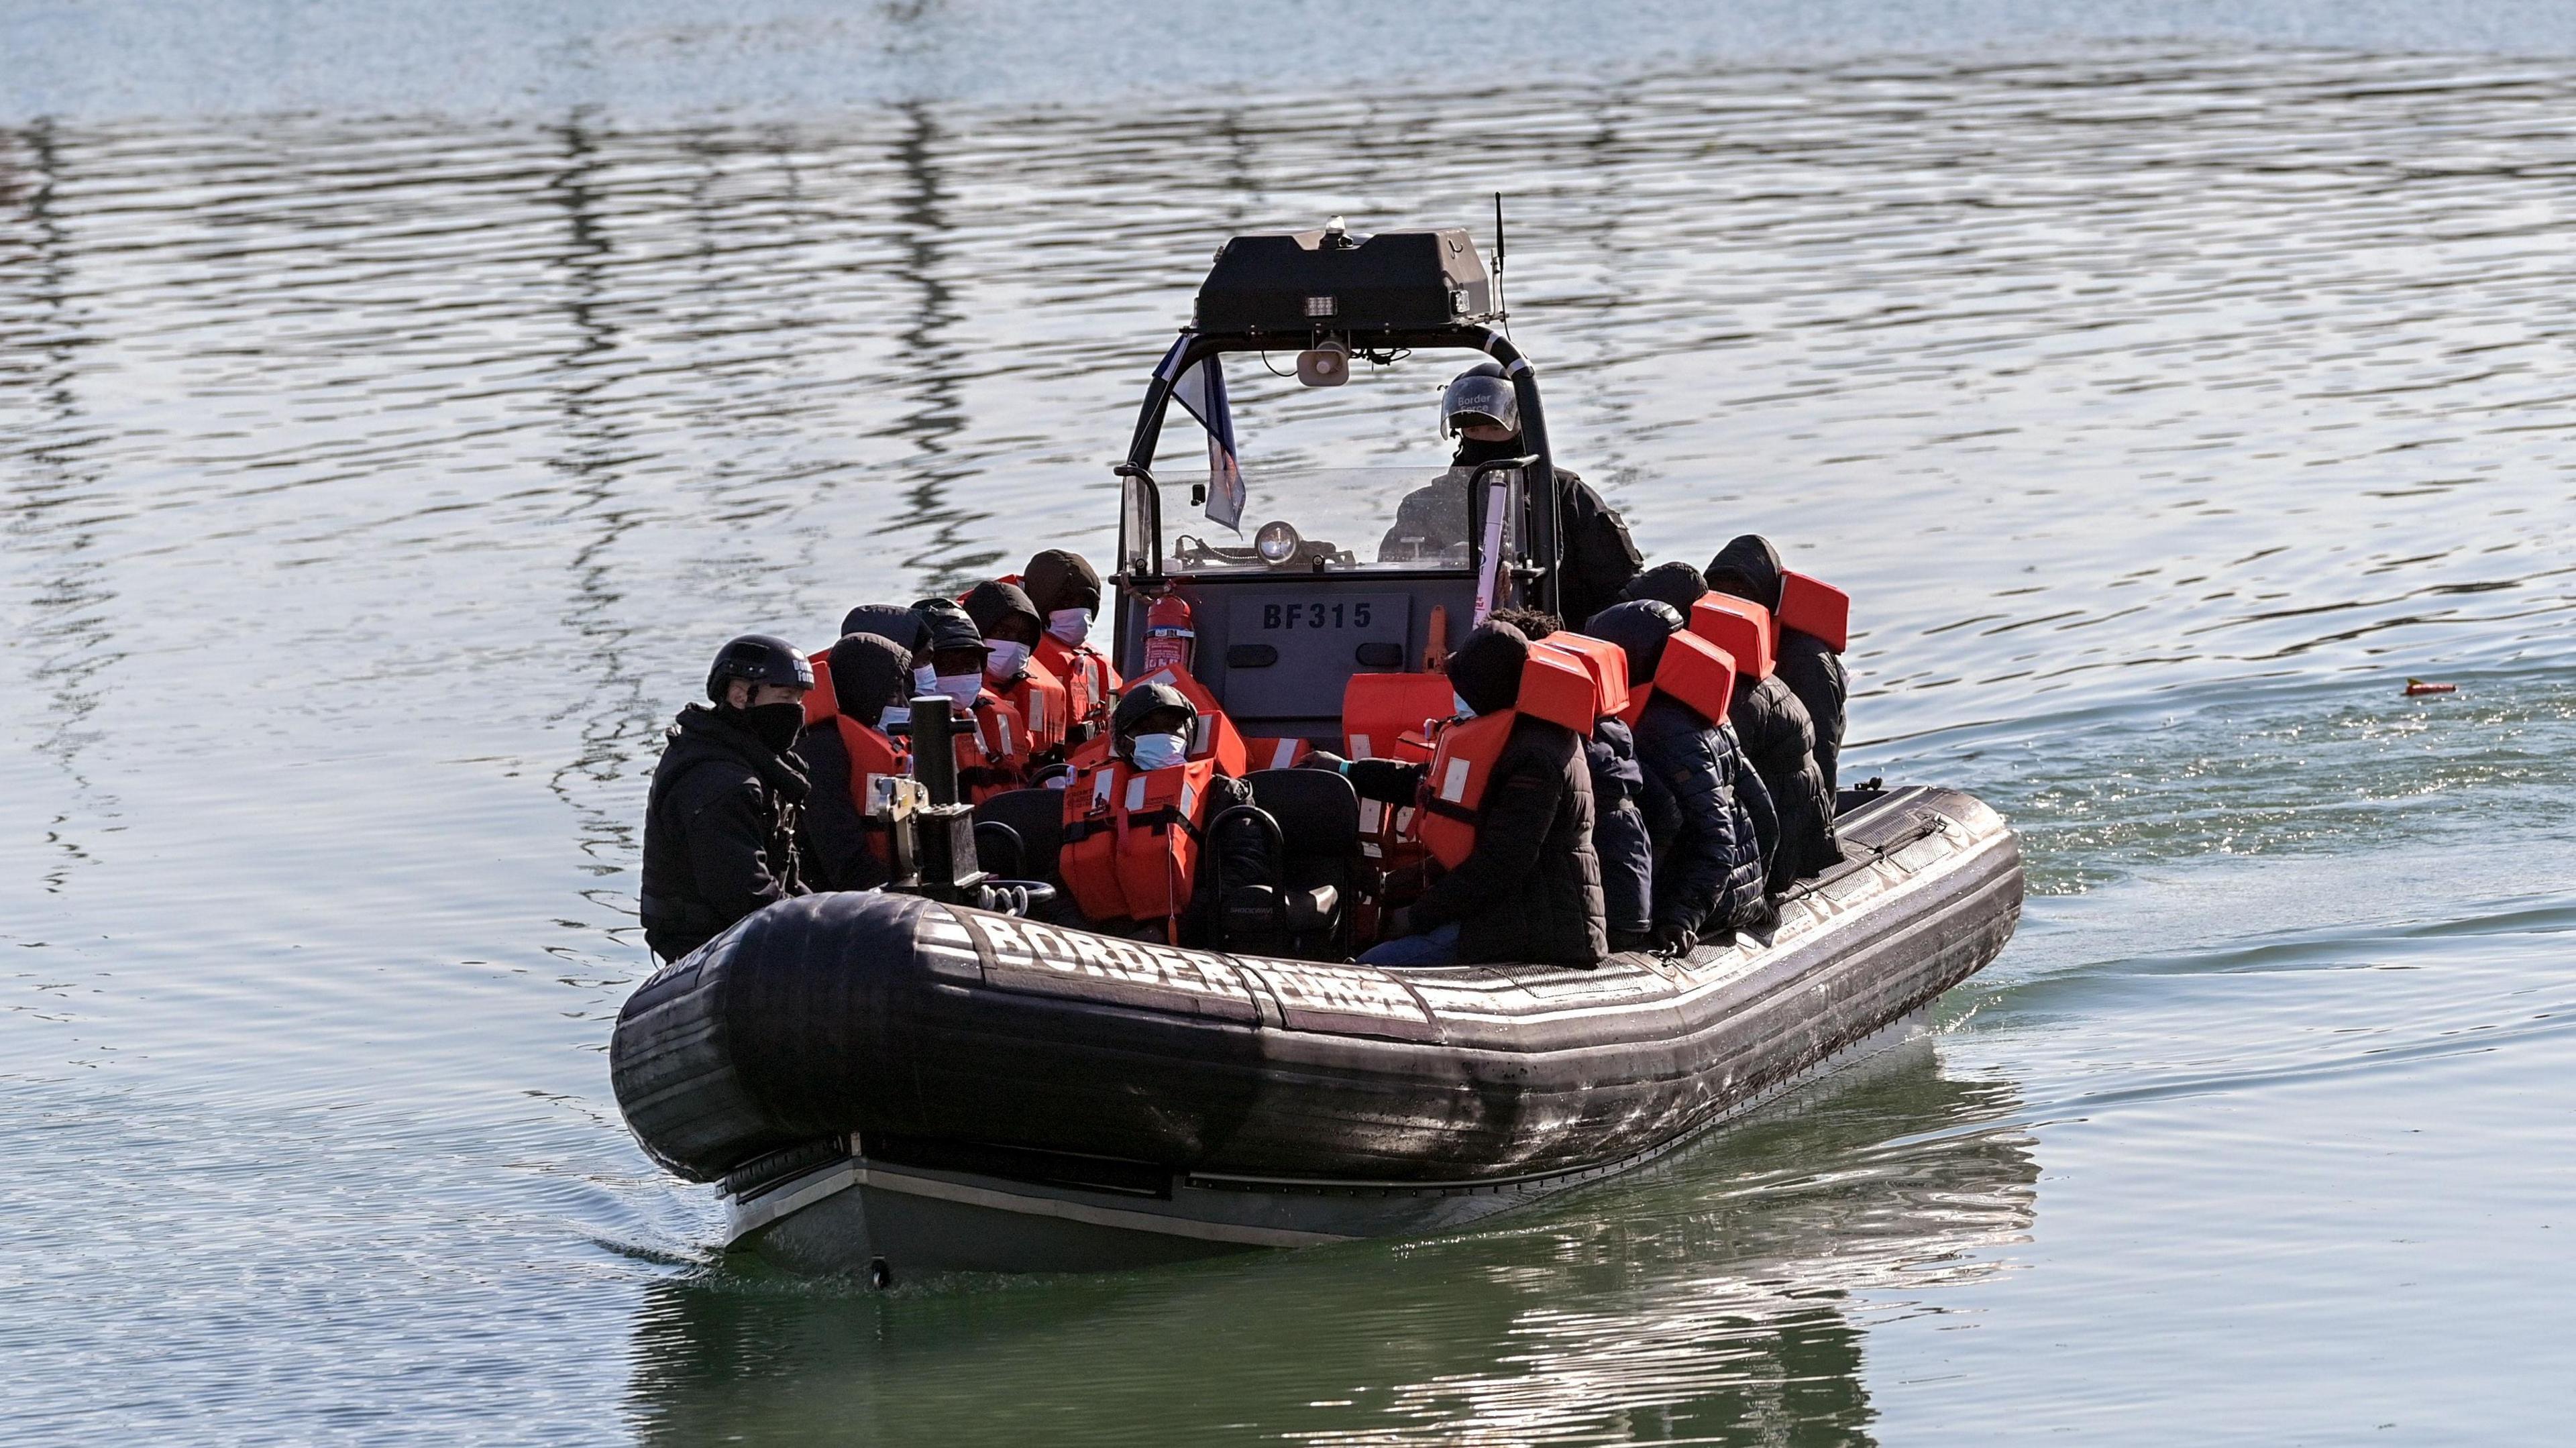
5 13 2575 1445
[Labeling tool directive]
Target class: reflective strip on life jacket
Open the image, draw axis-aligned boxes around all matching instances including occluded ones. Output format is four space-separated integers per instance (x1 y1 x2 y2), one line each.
1254 736 1310 771
1777 570 1849 653
1689 594 1776 680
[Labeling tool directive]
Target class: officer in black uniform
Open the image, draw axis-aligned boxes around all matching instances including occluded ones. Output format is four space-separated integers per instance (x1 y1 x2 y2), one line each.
1378 363 1644 627
639 634 815 962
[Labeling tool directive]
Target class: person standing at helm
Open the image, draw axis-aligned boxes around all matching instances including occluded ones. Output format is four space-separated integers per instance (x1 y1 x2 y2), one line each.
961 578 1069 767
792 631 914 893
1583 600 1776 946
1342 620 1607 969
1378 363 1643 628
1707 535 1848 799
639 635 814 962
1022 549 1120 744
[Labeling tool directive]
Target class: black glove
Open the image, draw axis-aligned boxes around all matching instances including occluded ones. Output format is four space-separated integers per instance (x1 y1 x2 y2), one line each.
1344 758 1423 804
1650 922 1697 956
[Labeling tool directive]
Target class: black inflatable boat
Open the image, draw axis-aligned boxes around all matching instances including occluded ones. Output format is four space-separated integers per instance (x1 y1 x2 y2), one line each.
613 783 2018 1278
609 221 2023 1278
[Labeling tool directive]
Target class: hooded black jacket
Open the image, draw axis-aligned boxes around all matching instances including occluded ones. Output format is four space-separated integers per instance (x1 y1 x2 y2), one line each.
1632 693 1775 935
1583 719 1655 936
1730 674 1838 890
641 704 811 962
792 633 914 893
1356 714 1607 966
1707 535 1849 797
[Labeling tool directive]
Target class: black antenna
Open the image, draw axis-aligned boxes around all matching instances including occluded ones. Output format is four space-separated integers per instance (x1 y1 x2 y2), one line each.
1492 192 1511 338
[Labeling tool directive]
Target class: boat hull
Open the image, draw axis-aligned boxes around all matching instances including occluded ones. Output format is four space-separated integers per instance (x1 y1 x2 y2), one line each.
610 785 2023 1276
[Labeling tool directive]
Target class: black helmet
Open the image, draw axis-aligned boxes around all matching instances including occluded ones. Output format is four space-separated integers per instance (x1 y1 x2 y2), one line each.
1111 681 1196 740
705 634 812 702
1441 361 1519 438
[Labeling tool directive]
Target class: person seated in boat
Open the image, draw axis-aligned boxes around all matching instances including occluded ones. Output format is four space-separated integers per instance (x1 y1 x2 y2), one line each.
791 631 914 893
1488 605 1659 955
1341 620 1607 969
910 598 1032 801
1584 600 1777 946
960 578 1070 773
1708 535 1848 799
1377 363 1643 628
1020 549 1120 744
1615 559 1713 615
838 601 930 660
639 634 814 962
1058 682 1275 945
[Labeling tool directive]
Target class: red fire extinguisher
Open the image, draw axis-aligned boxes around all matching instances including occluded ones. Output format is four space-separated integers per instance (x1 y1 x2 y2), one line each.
1141 594 1195 675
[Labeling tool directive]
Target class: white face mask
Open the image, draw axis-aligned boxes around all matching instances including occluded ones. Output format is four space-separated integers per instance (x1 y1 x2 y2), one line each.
1128 731 1190 771
985 639 1031 681
1046 608 1091 647
1454 692 1475 720
913 664 936 692
933 673 981 710
877 703 910 730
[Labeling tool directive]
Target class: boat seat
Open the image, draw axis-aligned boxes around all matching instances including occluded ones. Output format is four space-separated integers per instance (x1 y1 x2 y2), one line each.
973 787 1066 882
1214 768 1360 960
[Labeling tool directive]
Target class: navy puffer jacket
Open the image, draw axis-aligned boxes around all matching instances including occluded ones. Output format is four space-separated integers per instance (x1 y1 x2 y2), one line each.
1582 718 1655 936
1633 693 1774 934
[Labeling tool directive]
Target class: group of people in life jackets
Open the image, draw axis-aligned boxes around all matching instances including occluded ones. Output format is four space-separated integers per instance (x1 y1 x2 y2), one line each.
640 368 1850 970
639 543 1851 973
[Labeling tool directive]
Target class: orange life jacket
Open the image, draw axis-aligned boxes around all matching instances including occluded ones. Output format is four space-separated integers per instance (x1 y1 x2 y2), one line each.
1342 671 1455 763
949 689 1030 803
1617 629 1740 729
1036 632 1120 740
1058 754 1221 928
1410 646 1604 870
1119 664 1252 777
1533 633 1631 718
802 647 839 728
1689 594 1776 681
1776 570 1849 652
993 655 1069 759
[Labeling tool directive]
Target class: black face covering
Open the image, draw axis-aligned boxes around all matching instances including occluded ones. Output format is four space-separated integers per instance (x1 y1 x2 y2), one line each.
739 701 806 755
1453 434 1526 467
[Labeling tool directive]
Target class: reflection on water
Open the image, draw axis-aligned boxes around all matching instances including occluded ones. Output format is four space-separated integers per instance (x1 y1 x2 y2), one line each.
6 35 2576 1445
626 1039 2033 1446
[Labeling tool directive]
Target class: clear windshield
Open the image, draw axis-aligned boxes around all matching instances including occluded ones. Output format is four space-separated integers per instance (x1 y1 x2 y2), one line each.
1158 465 1523 575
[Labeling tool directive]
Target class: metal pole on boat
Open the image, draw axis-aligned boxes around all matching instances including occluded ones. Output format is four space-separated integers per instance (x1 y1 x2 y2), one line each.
912 693 959 806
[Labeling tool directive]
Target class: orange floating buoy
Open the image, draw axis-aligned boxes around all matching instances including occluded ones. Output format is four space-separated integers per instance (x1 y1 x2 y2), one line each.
2404 679 2457 697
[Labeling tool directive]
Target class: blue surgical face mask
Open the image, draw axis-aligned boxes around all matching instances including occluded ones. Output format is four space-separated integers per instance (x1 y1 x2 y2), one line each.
1453 691 1475 720
1046 608 1091 647
877 703 910 731
933 673 981 710
1128 731 1189 771
985 639 1031 682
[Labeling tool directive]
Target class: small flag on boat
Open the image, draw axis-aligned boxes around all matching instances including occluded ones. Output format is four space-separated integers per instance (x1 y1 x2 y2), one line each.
2404 678 2456 696
1171 355 1246 531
